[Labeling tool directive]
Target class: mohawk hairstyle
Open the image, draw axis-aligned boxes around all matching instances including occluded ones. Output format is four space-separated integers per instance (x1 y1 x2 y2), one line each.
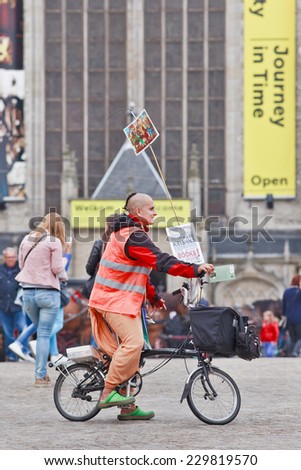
123 192 137 211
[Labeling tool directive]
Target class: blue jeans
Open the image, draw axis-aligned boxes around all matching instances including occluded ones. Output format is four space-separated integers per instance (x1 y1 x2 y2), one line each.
22 289 60 379
261 342 277 358
16 307 64 356
0 308 27 360
49 308 64 356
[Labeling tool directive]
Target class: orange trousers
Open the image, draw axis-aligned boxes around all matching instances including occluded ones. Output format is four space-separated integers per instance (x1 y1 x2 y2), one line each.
89 307 144 390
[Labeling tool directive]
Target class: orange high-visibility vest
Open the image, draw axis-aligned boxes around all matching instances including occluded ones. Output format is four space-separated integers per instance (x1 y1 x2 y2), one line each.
89 227 151 316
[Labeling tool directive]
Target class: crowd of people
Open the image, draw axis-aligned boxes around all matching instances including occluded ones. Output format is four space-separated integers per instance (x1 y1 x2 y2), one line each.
1 194 301 420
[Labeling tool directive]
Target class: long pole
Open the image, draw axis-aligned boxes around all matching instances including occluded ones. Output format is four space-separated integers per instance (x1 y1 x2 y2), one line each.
129 110 180 225
148 145 180 225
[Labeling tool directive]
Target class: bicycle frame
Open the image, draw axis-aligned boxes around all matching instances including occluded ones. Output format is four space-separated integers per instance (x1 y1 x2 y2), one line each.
140 347 199 361
140 346 218 403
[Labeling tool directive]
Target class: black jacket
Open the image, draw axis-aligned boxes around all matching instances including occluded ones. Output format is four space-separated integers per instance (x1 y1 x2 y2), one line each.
82 239 103 299
0 263 21 313
85 239 103 276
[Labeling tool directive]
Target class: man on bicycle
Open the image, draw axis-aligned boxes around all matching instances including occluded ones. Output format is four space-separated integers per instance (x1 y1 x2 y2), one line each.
89 192 214 421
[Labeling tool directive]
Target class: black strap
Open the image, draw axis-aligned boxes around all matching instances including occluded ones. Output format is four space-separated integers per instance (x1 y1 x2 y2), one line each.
238 315 246 332
23 233 47 264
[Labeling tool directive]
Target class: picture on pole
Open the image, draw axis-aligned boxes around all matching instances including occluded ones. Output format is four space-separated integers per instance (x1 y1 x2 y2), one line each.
123 109 159 156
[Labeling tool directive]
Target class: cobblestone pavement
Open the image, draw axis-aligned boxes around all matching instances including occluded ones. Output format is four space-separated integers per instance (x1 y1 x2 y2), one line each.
1 357 301 450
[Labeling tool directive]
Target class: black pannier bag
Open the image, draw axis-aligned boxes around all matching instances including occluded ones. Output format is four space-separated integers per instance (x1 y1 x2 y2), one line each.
189 306 237 356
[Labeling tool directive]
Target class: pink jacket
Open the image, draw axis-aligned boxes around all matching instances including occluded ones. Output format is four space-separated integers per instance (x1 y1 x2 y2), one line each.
16 234 64 290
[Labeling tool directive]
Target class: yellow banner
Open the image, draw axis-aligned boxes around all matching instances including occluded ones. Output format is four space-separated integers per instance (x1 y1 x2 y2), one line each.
70 199 191 228
244 0 296 198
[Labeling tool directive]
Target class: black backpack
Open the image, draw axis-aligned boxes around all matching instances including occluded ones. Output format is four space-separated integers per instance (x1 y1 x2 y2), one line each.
235 315 261 361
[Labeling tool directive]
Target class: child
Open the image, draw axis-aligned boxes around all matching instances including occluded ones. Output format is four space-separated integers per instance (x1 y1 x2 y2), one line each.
260 310 279 357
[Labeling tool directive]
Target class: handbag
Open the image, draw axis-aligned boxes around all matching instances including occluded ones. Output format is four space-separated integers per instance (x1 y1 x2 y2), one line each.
60 281 71 307
81 272 96 299
14 288 23 307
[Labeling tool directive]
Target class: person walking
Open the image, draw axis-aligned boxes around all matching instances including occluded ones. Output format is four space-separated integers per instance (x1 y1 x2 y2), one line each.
89 192 215 421
16 212 66 386
282 274 301 356
9 243 73 365
0 247 31 362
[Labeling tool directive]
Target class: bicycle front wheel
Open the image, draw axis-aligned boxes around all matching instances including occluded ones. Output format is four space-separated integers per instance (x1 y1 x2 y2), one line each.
53 363 104 421
186 366 241 425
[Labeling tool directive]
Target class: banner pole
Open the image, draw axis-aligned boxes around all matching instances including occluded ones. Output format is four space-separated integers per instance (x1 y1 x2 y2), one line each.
148 145 180 225
128 108 181 225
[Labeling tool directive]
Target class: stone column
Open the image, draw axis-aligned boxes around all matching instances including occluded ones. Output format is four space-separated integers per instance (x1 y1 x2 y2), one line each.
187 143 209 264
60 146 79 219
126 0 144 111
23 0 45 216
188 143 201 219
225 0 244 219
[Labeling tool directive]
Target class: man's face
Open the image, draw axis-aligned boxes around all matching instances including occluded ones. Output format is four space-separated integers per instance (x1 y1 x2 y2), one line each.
136 198 157 226
4 252 17 268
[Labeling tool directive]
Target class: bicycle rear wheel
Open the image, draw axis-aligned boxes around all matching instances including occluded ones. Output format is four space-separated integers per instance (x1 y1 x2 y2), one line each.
186 366 241 425
53 363 103 421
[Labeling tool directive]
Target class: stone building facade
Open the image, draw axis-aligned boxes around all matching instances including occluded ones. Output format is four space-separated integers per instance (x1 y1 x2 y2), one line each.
0 0 301 308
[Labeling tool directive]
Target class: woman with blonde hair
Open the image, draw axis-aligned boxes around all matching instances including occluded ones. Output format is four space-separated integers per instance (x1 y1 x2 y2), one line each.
16 212 66 386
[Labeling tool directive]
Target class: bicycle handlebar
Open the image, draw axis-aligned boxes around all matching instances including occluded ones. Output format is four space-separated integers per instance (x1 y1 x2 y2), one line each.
172 271 206 296
172 282 189 296
172 288 183 296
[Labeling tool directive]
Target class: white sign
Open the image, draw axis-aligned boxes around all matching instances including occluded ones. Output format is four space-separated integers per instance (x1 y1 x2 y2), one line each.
165 223 204 264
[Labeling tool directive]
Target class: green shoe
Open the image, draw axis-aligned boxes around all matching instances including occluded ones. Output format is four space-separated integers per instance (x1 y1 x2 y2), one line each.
117 406 155 421
97 391 135 409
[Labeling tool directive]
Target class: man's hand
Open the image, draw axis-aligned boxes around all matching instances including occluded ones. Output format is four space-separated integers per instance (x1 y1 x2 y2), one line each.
153 298 167 310
197 263 215 276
